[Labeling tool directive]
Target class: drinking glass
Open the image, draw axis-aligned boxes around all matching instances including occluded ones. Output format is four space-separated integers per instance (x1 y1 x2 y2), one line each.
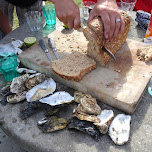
0 52 18 81
120 0 137 14
42 4 56 27
81 1 95 21
25 11 41 31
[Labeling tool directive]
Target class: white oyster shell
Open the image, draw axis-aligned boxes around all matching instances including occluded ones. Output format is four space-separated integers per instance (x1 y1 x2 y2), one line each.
17 68 37 74
39 91 74 106
94 110 114 134
11 39 24 48
109 114 131 145
26 78 56 102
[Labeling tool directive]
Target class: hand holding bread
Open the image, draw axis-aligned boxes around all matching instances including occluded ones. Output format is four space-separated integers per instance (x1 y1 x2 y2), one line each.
88 0 125 43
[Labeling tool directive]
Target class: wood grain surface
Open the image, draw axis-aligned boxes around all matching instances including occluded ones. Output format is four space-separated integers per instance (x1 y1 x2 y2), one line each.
18 29 152 114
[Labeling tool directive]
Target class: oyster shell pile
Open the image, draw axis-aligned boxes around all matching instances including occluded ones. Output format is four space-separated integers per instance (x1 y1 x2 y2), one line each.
26 78 56 102
39 91 74 106
73 93 101 123
38 116 68 133
109 114 131 145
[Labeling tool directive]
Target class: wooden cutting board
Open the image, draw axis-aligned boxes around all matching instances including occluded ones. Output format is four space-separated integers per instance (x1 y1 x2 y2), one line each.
18 29 152 114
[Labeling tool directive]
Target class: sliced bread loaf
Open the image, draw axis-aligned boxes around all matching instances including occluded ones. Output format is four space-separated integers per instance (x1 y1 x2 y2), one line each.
52 51 97 81
83 11 131 66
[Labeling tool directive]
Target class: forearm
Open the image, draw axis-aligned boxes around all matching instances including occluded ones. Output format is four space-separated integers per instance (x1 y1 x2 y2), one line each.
0 11 11 35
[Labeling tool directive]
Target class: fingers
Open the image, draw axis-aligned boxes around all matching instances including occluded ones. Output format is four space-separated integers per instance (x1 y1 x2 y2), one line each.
100 13 110 41
74 13 81 30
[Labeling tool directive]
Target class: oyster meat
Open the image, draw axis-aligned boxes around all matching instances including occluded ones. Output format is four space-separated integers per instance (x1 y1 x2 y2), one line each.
39 91 74 106
38 116 68 133
94 110 114 134
25 73 46 89
26 78 56 102
7 91 27 103
109 114 131 145
68 117 100 140
10 74 29 93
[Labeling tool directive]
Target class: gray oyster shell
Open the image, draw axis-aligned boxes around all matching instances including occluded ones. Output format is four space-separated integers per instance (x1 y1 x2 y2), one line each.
7 91 27 103
25 73 46 89
10 74 29 93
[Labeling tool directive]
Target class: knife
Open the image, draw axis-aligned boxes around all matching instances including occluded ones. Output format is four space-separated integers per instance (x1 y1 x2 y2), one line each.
102 47 116 61
39 39 53 63
80 25 116 61
48 38 59 59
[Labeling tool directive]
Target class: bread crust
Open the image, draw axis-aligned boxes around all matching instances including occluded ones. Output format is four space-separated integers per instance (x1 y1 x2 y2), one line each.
84 10 131 66
52 52 97 81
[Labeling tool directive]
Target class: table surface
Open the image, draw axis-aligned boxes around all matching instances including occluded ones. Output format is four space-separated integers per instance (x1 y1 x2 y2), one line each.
0 12 152 152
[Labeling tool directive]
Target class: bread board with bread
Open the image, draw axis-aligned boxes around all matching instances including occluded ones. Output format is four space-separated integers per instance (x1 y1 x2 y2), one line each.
18 28 152 114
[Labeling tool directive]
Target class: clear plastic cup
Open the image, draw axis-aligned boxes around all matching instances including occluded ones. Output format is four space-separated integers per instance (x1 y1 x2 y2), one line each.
120 0 137 13
0 52 18 81
148 77 152 96
42 4 56 27
81 1 95 21
25 11 41 31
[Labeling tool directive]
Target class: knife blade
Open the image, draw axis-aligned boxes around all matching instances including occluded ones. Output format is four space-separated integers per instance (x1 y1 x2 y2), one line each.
48 38 59 59
103 47 116 61
39 39 53 63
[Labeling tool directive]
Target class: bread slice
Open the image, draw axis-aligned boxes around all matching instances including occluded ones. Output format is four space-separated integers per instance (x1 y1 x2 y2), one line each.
52 51 97 81
83 11 131 66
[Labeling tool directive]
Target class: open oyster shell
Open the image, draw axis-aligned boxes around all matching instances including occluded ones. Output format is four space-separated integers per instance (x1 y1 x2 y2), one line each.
109 114 131 145
94 110 114 134
38 116 68 133
7 91 27 103
39 91 74 106
10 74 29 93
25 73 46 89
26 78 56 102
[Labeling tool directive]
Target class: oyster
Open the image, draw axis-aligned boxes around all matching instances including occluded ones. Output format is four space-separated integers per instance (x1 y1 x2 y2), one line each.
76 95 101 115
39 91 74 106
7 91 27 103
10 74 29 93
68 117 100 140
17 68 37 74
109 114 131 145
11 39 24 48
38 116 68 133
74 91 85 103
94 110 114 134
73 109 100 123
25 73 46 89
26 78 56 102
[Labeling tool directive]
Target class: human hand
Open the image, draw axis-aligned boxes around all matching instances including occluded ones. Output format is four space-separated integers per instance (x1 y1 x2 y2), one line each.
88 0 125 42
54 0 81 30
